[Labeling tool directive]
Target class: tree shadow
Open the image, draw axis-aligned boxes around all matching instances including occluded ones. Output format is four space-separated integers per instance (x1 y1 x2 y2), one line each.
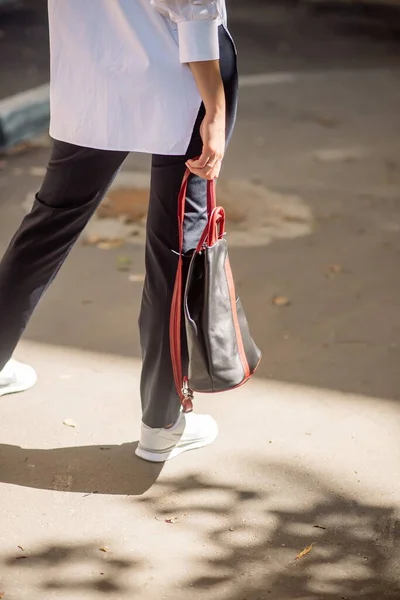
136 464 400 599
0 442 162 495
1 541 142 595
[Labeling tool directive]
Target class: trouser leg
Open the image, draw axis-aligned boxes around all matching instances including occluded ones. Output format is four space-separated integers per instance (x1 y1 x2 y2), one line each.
139 25 239 428
0 140 128 369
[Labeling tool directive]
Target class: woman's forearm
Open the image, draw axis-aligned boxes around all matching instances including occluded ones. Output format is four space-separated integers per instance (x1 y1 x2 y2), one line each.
186 59 226 180
188 60 225 118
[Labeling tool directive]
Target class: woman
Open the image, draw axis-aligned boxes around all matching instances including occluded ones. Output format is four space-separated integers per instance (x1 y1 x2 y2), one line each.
0 0 238 462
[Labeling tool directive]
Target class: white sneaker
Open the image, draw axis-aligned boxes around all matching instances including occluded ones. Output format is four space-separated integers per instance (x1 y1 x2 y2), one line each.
135 412 218 462
0 359 37 397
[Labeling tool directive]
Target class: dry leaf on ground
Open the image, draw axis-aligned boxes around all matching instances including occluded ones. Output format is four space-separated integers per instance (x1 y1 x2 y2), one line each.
0 592 5 598
272 295 291 307
165 517 179 524
295 542 315 560
29 166 47 177
99 547 109 553
314 115 338 128
116 256 132 271
97 240 124 250
17 545 24 551
329 264 343 274
84 236 124 249
84 235 101 246
63 418 77 428
129 274 145 283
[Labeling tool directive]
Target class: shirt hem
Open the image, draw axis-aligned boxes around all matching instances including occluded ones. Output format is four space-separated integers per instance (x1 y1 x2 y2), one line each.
49 103 202 156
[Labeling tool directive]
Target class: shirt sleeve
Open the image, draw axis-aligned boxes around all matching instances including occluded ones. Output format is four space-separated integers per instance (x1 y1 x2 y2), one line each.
150 0 221 63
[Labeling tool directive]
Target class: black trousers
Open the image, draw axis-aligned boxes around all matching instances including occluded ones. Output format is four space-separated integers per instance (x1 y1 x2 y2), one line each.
0 26 238 428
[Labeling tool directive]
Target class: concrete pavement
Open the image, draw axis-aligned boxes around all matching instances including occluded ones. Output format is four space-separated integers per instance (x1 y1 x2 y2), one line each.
1 1 400 598
0 340 400 599
1 63 400 598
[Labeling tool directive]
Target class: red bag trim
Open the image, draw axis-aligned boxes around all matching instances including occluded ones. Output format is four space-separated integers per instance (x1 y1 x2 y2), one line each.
224 257 251 380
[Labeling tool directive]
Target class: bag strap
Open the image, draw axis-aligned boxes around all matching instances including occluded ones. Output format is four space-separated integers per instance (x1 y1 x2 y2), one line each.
169 170 218 412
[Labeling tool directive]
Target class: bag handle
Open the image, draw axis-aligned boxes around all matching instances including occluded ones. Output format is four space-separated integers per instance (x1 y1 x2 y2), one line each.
169 170 220 411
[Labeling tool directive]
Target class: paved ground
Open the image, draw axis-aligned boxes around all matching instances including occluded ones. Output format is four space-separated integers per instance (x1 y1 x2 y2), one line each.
1 1 400 599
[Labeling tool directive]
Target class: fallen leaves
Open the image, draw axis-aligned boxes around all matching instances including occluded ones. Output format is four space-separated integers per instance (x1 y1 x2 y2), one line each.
116 256 132 271
155 515 184 524
314 148 366 162
63 418 77 428
272 295 291 307
295 542 315 560
99 547 109 553
129 274 145 283
87 236 125 250
0 592 5 598
29 166 47 177
313 115 338 128
329 264 342 274
327 263 343 278
17 545 24 551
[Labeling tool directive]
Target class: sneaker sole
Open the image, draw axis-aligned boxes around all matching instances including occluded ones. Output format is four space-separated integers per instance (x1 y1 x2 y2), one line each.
135 429 218 463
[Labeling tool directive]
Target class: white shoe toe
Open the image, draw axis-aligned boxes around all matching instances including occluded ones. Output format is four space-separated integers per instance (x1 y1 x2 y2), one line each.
135 412 218 463
0 359 37 397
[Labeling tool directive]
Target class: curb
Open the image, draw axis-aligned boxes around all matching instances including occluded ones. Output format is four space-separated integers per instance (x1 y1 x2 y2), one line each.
0 84 50 151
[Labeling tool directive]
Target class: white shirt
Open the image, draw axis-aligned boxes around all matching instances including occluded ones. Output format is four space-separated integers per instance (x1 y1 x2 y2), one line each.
48 0 228 155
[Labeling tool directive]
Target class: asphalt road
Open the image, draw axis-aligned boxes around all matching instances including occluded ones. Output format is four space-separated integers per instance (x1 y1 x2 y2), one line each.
0 2 400 599
1 0 400 99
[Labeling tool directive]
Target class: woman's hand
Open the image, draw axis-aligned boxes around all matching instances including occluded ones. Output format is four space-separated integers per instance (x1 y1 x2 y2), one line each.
186 111 226 180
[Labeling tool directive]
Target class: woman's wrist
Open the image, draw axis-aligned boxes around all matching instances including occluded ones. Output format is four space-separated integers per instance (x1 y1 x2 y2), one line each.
205 104 225 121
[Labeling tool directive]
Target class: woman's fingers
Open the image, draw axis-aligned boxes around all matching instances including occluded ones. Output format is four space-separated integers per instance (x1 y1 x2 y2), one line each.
186 154 222 180
186 150 214 170
186 163 220 180
209 160 222 180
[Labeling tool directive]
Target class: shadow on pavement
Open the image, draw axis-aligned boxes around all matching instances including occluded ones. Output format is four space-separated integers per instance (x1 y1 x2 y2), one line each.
1 461 399 597
0 442 162 495
1 542 142 595
136 463 400 599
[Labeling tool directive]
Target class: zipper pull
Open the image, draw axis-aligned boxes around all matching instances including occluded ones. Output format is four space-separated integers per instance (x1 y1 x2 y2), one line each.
181 377 194 413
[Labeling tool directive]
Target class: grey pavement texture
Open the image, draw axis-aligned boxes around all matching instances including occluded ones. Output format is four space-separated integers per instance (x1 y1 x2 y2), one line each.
1 2 400 599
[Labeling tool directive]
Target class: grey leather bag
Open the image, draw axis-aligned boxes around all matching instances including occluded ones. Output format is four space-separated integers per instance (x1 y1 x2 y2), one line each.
170 171 261 412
